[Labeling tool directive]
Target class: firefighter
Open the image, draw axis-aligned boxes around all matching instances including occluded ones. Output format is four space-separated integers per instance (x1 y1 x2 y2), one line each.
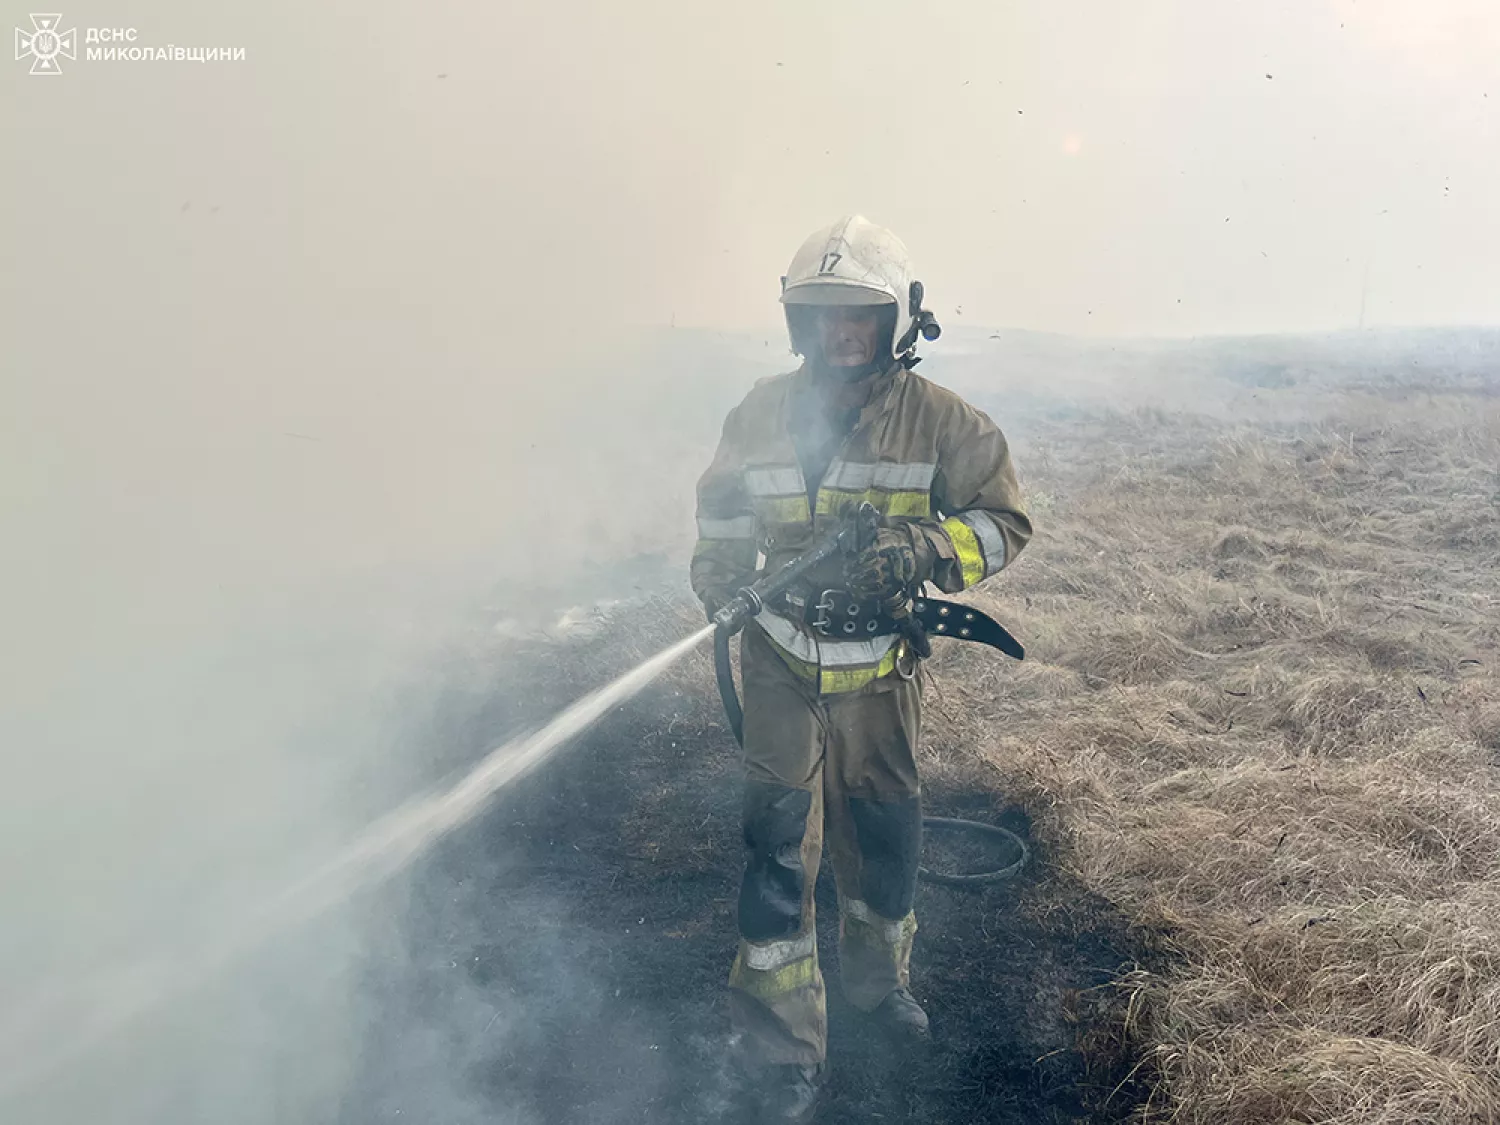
691 216 1032 1121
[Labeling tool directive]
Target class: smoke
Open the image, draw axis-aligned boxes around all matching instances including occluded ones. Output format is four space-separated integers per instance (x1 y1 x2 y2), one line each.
4 1 1498 1121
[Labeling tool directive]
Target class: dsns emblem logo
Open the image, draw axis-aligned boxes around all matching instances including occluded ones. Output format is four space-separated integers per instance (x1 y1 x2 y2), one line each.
15 13 76 74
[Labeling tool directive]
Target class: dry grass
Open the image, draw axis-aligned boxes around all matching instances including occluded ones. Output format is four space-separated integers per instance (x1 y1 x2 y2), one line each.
518 373 1500 1123
935 387 1500 1123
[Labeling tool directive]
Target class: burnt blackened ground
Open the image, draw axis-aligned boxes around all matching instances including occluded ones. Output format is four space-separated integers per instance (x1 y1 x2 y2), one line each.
340 649 1153 1124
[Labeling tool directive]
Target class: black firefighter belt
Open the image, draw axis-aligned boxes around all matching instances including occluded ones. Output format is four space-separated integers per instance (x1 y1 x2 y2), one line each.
775 587 1025 661
716 586 1025 747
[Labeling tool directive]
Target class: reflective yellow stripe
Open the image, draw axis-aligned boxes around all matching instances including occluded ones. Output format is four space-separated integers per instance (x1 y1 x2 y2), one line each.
754 495 812 524
843 904 918 951
729 950 819 1000
762 633 903 694
956 511 1007 576
817 647 900 694
816 490 931 519
940 516 985 589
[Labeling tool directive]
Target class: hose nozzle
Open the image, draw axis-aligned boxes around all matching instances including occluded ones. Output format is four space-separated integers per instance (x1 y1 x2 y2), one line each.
712 586 762 634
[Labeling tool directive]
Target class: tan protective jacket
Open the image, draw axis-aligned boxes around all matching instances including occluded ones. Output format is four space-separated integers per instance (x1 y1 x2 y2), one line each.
692 361 1032 694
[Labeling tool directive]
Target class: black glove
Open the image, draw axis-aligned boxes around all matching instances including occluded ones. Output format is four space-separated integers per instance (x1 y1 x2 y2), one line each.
842 525 919 608
900 611 933 660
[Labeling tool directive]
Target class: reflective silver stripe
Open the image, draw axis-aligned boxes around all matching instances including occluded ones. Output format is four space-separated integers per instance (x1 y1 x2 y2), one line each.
744 466 804 497
842 898 908 944
742 931 816 971
957 511 1007 575
821 460 936 493
696 515 755 539
757 610 898 668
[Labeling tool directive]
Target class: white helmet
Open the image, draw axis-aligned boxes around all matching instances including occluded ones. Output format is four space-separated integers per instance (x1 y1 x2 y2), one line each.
779 215 940 361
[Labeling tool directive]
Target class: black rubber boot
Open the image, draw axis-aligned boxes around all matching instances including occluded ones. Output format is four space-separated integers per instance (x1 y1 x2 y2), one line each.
868 987 930 1042
760 1061 827 1123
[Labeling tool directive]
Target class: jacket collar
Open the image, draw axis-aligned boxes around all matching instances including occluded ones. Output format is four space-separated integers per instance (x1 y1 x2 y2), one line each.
789 359 906 434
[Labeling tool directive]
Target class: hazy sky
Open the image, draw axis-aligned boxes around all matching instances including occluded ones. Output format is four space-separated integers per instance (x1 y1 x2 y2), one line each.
5 0 1499 347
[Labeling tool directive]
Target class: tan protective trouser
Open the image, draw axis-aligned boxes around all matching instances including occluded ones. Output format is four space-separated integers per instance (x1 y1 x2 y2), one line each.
728 624 924 1067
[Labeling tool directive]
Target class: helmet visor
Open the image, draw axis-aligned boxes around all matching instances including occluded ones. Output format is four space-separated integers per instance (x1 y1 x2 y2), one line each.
780 278 898 307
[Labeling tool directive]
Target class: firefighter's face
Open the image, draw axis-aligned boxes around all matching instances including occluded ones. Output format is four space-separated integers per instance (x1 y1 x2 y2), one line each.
814 305 882 367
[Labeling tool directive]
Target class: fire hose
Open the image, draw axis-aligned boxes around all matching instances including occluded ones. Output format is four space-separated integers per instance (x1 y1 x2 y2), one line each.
710 503 1031 886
